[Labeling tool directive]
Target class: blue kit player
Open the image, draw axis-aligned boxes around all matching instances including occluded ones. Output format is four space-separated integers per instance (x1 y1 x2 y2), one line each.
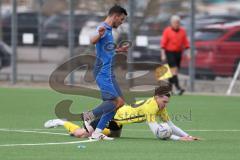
80 5 128 140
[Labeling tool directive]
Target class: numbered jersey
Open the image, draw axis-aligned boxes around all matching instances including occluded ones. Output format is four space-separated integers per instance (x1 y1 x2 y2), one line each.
114 97 170 124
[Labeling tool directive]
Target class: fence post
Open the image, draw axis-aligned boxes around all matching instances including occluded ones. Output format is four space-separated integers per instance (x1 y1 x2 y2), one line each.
189 0 196 92
68 0 75 84
11 0 17 84
37 0 43 62
127 0 134 88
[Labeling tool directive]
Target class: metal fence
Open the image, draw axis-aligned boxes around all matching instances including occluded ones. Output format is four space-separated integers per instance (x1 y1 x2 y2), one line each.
0 0 240 95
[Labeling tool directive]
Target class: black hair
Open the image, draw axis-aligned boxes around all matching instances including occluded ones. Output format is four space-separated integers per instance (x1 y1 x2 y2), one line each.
154 81 172 96
108 5 128 16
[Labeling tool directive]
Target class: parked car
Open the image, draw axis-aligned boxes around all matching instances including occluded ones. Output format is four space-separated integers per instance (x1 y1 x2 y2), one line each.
42 12 102 46
132 47 161 70
0 41 11 69
131 36 162 70
181 21 240 80
181 14 240 33
1 10 47 45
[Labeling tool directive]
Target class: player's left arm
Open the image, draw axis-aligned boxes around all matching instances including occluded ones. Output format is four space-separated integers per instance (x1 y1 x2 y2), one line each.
166 120 200 140
182 28 191 60
160 108 200 140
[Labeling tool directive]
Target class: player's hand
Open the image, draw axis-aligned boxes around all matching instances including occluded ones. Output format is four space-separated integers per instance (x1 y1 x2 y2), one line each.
161 51 167 63
116 45 129 53
188 136 201 140
179 136 194 141
98 26 106 37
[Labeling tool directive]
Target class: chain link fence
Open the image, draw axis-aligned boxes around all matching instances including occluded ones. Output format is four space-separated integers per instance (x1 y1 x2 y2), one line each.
0 0 240 95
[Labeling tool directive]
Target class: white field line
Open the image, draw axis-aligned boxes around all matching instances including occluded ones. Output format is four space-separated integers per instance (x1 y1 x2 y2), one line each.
0 128 96 147
186 129 240 132
0 128 239 147
0 128 69 136
1 128 240 133
0 139 97 147
124 129 240 132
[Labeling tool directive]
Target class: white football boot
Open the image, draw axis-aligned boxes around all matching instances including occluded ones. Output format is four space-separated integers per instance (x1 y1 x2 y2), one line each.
90 132 114 141
44 119 65 128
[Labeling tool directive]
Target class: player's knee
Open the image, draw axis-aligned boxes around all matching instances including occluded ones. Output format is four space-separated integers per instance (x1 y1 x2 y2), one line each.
117 101 124 108
73 130 84 138
73 129 91 138
115 98 125 108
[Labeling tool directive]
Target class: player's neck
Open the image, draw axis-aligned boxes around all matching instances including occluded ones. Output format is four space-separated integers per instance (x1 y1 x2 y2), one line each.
104 17 114 27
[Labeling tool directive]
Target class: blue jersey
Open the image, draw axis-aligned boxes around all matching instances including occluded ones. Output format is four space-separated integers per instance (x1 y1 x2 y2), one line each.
94 22 115 79
93 22 122 100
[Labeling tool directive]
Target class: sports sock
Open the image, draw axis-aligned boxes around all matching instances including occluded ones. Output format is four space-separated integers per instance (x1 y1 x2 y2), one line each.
92 101 116 119
102 128 111 136
63 121 80 134
94 128 103 134
95 110 115 131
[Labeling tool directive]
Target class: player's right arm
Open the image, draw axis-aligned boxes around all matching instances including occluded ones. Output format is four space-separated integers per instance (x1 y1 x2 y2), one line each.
147 122 196 141
90 26 105 44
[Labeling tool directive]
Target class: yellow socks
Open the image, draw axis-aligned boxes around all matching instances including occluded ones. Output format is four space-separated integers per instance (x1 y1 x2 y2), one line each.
102 128 111 136
63 121 111 136
63 121 80 134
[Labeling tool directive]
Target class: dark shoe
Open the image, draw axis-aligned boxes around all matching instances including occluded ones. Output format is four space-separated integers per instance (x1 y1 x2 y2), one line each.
175 88 185 95
80 112 95 133
80 111 95 122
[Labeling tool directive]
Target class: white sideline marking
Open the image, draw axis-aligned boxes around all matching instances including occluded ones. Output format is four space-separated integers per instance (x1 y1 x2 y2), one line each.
0 139 97 147
0 128 239 147
1 128 240 133
0 128 68 136
124 129 240 132
187 129 240 132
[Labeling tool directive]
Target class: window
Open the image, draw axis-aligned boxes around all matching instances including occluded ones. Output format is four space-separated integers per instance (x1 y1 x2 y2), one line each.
227 31 240 42
195 29 226 41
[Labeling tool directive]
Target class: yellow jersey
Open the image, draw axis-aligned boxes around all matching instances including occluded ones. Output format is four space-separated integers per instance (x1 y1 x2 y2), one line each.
113 97 170 125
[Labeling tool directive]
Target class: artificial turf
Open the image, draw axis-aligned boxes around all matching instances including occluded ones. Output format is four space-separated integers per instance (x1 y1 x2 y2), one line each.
0 87 239 160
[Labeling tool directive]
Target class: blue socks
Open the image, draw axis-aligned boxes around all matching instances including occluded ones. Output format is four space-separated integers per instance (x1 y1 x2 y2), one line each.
96 111 115 130
92 101 116 119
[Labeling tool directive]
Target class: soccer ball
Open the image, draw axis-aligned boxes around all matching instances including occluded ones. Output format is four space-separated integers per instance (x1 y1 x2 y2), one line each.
156 123 172 139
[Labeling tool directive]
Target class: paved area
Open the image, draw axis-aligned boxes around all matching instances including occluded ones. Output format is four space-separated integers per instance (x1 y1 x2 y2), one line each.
0 47 240 95
17 46 69 63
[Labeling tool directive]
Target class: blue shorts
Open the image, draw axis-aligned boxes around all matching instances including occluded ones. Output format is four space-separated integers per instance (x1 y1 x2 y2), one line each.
96 76 123 101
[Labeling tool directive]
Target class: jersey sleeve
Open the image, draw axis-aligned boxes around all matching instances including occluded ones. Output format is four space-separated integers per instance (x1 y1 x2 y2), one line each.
161 28 169 49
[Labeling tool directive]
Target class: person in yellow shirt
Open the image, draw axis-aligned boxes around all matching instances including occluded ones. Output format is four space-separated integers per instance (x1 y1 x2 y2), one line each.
44 81 199 141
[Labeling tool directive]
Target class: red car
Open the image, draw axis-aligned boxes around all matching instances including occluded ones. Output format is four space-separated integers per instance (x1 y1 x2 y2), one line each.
181 21 240 80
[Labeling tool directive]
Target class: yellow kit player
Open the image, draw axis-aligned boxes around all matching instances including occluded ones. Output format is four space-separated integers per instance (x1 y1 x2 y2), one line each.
44 81 199 141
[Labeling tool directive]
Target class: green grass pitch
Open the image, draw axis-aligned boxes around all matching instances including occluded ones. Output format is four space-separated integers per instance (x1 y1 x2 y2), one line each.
0 87 240 160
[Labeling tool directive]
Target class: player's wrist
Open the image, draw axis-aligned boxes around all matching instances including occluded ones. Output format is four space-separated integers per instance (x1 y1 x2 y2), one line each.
97 32 102 38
